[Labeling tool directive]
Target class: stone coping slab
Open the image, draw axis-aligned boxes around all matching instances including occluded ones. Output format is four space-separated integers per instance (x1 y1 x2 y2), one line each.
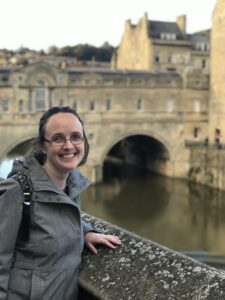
78 214 225 300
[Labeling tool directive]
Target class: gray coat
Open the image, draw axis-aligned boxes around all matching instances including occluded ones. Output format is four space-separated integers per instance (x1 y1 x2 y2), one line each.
0 155 92 300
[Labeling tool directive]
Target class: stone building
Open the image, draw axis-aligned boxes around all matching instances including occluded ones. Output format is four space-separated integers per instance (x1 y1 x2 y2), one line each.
112 13 210 73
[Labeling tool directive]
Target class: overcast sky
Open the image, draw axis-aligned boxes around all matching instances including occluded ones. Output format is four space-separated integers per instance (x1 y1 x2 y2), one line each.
1 0 217 51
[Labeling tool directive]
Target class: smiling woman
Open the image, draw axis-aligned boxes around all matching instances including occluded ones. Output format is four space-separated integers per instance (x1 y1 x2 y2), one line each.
0 106 122 300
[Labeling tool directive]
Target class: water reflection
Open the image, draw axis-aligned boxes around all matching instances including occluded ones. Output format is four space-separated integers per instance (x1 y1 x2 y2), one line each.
81 163 225 255
0 159 14 178
0 139 34 178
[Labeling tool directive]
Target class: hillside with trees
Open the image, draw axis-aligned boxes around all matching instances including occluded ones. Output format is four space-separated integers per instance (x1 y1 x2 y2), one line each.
0 42 116 66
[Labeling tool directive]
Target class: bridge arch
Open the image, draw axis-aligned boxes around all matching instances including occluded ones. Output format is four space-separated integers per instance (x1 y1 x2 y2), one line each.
95 129 174 180
0 133 37 161
101 129 172 157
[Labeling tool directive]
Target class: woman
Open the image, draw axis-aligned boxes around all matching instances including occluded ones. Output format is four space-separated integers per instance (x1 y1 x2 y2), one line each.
0 106 121 300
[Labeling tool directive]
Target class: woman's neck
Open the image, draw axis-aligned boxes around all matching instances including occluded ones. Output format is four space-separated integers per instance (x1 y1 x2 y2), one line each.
42 163 69 190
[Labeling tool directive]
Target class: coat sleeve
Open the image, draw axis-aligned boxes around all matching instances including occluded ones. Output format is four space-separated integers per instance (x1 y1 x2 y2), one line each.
81 220 95 234
0 178 23 299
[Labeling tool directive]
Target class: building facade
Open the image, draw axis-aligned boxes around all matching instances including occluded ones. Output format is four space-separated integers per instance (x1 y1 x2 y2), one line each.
112 13 210 74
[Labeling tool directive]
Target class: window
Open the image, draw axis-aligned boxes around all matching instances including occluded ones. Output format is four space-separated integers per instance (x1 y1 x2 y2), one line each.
2 75 9 82
196 43 209 51
2 98 9 112
18 99 24 112
215 128 221 145
170 33 176 40
168 52 173 64
90 101 95 111
137 99 143 111
204 44 209 51
106 99 112 111
167 100 173 112
28 88 32 111
194 101 200 113
105 79 113 85
202 59 206 69
160 33 177 40
193 128 199 138
155 52 160 63
59 99 64 107
35 81 46 111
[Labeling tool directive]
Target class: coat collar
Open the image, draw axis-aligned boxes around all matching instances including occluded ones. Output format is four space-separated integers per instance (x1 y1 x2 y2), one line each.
11 155 91 199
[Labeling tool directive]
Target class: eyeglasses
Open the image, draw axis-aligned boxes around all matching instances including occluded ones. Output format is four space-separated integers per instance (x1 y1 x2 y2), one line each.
44 133 85 146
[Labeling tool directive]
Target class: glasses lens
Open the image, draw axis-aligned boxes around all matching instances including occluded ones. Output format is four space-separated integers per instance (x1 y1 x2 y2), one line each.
51 134 65 144
70 133 84 144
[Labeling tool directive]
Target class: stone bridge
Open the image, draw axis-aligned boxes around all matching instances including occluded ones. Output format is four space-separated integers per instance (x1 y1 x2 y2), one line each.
0 62 209 182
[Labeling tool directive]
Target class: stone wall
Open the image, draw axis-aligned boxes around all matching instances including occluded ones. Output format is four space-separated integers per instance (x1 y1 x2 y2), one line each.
188 145 225 191
209 0 225 142
114 14 152 71
79 214 225 300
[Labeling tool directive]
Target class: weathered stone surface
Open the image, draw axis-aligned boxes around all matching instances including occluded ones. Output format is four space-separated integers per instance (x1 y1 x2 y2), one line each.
79 214 225 300
188 146 225 190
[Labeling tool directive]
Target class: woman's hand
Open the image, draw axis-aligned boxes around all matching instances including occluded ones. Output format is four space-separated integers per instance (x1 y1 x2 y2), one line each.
84 232 122 254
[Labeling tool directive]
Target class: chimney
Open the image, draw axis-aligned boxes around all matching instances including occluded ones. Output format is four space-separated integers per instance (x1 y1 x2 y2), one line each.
176 15 186 36
125 19 132 32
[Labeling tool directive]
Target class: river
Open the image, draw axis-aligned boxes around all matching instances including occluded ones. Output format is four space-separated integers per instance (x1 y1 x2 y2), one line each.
1 145 225 267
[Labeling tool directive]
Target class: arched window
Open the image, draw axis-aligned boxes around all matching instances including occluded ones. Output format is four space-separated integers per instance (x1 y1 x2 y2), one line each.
35 81 46 111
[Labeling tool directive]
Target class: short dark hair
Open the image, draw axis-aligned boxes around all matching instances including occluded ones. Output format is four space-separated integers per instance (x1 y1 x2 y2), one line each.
34 106 89 166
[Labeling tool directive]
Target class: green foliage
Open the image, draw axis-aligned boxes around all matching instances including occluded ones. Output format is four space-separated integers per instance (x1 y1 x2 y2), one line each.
2 42 116 62
48 42 115 61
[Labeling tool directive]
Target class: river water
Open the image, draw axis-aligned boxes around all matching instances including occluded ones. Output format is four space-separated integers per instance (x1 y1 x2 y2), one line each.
1 147 225 264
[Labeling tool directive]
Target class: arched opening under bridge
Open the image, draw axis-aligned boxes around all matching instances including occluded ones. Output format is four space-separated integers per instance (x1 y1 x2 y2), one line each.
103 134 170 180
0 138 35 178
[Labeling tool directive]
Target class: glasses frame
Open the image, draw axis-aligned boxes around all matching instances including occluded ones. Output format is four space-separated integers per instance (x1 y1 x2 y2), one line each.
44 134 85 146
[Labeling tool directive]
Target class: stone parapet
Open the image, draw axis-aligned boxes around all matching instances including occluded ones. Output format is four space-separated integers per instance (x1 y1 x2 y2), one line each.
79 214 225 300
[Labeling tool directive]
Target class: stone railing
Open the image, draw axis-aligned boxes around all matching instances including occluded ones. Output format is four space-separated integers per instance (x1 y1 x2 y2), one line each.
185 140 225 150
78 214 225 300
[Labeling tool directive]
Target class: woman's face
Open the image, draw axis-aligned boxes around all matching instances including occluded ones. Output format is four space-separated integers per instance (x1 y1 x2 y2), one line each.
42 112 85 176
